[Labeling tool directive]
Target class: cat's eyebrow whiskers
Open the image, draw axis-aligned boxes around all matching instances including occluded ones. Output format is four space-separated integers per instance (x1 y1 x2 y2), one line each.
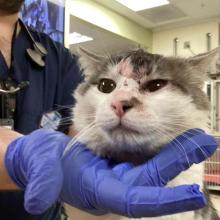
106 54 114 66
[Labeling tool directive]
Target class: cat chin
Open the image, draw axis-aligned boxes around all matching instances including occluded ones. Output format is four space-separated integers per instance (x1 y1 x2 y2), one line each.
75 124 176 163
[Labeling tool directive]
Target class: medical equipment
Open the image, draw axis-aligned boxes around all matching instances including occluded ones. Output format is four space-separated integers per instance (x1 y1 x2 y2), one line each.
19 19 48 68
0 19 47 96
0 81 29 95
0 93 15 129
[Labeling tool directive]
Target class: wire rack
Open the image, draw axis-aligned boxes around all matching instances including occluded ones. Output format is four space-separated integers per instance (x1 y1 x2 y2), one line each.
204 135 220 190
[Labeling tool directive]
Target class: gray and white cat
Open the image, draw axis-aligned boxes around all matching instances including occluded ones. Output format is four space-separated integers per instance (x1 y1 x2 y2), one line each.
65 47 220 220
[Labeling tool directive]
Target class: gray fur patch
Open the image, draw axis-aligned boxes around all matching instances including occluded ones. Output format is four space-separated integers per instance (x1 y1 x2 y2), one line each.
78 48 210 110
196 188 220 219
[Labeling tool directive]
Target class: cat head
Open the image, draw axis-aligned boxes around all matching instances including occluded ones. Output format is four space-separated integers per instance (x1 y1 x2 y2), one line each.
73 47 219 159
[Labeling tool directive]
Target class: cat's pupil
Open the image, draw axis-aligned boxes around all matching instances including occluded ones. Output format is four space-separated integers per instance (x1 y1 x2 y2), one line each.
98 78 116 93
146 79 168 92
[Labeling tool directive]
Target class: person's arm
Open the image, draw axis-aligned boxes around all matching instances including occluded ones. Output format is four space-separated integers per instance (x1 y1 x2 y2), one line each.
0 127 21 190
0 125 76 190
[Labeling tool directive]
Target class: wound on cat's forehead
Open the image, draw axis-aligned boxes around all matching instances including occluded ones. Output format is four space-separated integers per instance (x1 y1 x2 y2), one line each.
117 50 161 81
117 58 144 81
129 49 161 76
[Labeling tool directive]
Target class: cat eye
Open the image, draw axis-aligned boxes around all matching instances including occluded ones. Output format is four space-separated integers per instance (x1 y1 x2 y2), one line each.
98 78 116 93
145 79 168 92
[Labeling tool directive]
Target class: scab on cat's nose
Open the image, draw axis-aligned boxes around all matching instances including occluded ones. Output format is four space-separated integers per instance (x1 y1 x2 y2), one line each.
111 100 133 118
111 96 142 118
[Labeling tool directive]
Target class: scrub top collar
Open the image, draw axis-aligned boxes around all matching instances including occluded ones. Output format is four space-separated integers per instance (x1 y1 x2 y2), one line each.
0 21 24 81
0 52 8 80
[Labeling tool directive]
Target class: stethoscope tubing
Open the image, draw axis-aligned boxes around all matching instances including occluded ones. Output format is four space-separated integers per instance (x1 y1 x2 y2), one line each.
0 88 21 94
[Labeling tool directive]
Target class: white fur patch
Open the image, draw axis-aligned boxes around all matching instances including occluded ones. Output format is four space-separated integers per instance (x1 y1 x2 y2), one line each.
70 59 210 220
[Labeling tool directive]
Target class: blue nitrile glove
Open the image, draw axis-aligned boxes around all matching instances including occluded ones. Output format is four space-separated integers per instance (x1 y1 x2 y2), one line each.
5 128 218 217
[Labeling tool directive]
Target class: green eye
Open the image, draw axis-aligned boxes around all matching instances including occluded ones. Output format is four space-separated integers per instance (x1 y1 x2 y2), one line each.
145 79 168 92
98 78 116 93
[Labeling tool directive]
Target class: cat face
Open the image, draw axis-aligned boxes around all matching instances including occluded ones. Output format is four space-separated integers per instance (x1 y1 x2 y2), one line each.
73 48 219 160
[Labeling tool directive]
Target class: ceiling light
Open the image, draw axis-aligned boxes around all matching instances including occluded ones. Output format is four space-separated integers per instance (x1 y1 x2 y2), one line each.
69 32 93 45
115 0 169 11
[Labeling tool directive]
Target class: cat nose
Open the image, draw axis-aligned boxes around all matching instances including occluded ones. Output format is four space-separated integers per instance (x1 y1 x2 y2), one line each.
111 100 134 118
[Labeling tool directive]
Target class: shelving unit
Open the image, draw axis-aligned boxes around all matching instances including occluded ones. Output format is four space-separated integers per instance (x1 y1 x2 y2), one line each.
204 72 220 190
205 135 220 190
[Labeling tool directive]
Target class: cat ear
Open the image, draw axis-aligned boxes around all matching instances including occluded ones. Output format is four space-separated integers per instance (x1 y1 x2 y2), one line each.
77 47 105 76
78 47 105 62
187 47 220 74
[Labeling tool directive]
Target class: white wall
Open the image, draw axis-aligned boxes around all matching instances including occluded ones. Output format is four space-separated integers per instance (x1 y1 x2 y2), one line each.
65 0 152 49
153 21 220 134
152 21 219 57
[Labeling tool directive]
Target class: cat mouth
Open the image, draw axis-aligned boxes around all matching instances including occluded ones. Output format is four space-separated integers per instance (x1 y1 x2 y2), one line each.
108 123 141 135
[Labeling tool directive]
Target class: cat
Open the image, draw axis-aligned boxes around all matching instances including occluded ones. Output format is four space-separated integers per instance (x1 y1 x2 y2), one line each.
65 47 220 220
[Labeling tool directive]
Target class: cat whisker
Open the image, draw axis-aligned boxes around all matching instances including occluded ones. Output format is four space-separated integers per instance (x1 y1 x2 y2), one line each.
181 133 209 159
59 117 73 122
72 122 97 140
159 122 208 135
53 104 74 111
60 114 96 123
152 127 191 168
58 123 73 126
69 121 104 144
54 104 75 108
60 116 95 123
156 124 212 168
62 121 98 156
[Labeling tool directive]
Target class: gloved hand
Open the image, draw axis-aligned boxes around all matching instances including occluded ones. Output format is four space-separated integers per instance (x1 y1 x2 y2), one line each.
5 128 218 217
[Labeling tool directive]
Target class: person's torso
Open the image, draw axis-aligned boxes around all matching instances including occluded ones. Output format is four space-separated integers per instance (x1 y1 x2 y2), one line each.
0 27 70 220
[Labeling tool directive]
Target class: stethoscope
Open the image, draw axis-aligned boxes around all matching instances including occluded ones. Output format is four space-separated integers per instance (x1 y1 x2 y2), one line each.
0 18 48 95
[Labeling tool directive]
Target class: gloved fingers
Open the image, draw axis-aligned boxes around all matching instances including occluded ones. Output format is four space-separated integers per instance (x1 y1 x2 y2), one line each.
96 179 206 218
159 129 217 165
120 131 218 187
4 129 71 214
112 129 205 178
24 158 63 215
112 162 134 178
178 131 218 160
124 184 206 218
